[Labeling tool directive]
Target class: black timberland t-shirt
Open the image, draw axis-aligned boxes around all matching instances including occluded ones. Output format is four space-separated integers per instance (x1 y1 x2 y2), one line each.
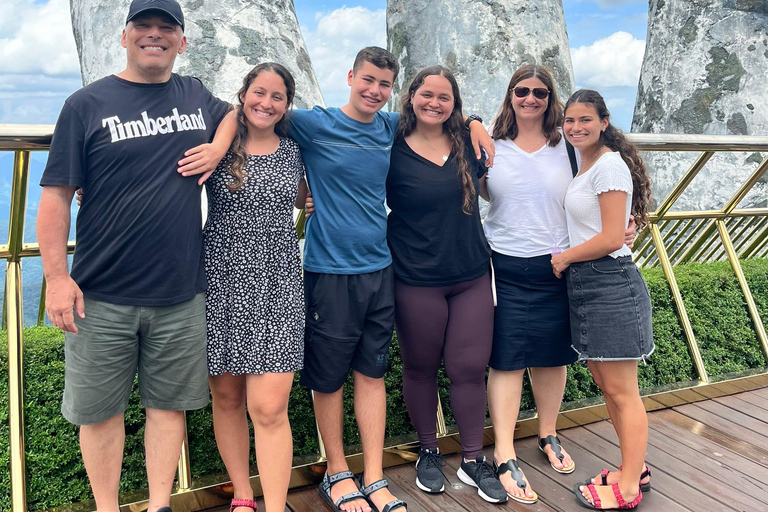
41 74 230 306
386 134 491 287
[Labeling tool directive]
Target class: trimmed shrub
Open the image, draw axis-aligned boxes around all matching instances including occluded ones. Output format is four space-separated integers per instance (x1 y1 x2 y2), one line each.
1 259 767 510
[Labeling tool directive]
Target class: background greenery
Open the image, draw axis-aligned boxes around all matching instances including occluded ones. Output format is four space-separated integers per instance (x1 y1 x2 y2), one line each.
1 259 767 510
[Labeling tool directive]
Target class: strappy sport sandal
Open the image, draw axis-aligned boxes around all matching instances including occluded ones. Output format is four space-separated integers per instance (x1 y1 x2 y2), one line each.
539 434 576 474
229 498 257 512
493 458 538 504
573 482 642 510
358 474 407 512
587 466 652 492
318 470 366 512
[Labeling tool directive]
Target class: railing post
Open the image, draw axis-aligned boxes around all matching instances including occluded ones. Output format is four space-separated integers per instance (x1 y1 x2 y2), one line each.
650 224 710 383
8 149 30 512
716 220 768 362
177 413 193 491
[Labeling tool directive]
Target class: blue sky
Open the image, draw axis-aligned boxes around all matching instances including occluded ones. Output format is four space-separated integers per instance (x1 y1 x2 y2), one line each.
0 0 649 130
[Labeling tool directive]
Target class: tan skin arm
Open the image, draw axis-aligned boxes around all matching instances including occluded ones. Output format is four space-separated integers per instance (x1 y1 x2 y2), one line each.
478 174 490 201
551 190 627 278
466 118 495 167
295 179 310 209
177 109 238 184
37 186 84 333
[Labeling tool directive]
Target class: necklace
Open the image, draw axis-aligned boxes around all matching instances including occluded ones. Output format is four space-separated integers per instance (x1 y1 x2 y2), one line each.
417 132 449 162
517 134 546 153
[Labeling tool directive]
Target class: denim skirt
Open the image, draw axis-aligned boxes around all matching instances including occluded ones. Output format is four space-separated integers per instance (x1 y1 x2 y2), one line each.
489 252 578 371
566 256 654 362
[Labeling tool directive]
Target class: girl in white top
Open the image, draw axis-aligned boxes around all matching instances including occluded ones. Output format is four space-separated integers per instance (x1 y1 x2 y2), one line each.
553 89 653 510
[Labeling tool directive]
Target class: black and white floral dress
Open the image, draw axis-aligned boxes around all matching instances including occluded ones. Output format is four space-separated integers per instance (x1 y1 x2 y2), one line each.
204 137 305 375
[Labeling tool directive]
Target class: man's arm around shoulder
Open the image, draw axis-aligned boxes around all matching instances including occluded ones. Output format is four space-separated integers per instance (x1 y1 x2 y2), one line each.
37 186 84 333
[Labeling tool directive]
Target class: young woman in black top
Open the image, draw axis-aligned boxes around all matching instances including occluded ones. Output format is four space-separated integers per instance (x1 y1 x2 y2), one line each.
386 66 505 504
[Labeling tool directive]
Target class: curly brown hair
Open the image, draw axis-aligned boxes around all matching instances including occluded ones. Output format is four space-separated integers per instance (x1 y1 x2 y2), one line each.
491 65 564 147
564 89 653 228
228 62 295 191
397 65 475 215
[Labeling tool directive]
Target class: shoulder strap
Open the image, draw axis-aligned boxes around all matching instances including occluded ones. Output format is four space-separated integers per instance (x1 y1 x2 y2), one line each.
565 140 578 177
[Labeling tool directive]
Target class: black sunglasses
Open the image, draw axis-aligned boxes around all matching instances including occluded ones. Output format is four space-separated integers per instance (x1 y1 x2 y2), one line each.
513 87 550 99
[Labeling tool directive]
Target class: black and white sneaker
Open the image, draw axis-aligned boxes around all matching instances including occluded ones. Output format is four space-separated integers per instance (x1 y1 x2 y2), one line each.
415 447 446 493
457 454 508 504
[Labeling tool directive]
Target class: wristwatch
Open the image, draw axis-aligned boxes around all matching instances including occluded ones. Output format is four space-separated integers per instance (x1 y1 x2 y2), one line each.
465 114 483 128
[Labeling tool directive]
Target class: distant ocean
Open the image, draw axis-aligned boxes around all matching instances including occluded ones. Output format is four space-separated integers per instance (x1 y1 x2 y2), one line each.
0 151 76 326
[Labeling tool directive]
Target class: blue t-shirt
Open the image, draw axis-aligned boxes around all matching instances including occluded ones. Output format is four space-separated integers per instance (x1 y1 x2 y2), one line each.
289 107 399 274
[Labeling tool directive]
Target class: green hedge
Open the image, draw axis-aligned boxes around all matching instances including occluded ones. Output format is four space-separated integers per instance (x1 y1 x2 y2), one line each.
1 259 767 510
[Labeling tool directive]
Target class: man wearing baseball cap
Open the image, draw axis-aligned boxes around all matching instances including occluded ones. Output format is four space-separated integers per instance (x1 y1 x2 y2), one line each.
37 1 233 511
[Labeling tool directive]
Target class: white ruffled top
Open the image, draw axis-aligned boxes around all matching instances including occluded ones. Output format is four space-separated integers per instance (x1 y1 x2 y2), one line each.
564 151 633 258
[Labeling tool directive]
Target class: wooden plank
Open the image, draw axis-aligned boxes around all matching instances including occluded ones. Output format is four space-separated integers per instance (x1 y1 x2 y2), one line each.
713 394 768 423
726 390 768 413
285 485 328 512
380 461 470 512
675 402 768 450
647 412 768 487
651 409 768 468
556 424 719 512
750 386 768 400
511 436 638 512
442 448 560 512
586 417 768 511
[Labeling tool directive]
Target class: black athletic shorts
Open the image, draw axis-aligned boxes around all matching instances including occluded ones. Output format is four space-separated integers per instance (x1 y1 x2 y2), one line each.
300 265 395 393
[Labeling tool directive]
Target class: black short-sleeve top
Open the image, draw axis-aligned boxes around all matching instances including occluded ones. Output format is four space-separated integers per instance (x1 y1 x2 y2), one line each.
386 133 490 287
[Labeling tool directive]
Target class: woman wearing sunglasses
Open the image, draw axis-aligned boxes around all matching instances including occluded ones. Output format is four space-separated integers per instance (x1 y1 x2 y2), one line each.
481 65 637 505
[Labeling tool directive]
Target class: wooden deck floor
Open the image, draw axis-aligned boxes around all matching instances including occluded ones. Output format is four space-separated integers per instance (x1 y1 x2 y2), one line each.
209 387 768 512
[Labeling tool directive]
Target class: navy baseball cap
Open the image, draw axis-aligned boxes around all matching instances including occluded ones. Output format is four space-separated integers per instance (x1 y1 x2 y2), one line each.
126 0 185 31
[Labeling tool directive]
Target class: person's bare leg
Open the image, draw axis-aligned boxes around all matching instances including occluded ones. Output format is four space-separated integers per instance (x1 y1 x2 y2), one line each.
354 371 401 511
579 361 646 507
587 362 647 487
530 366 573 471
313 387 371 512
246 372 295 512
145 408 186 512
80 413 125 512
210 374 254 511
487 368 535 501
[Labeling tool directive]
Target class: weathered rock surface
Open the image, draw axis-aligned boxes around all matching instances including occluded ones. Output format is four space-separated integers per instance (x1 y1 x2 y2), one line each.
386 0 574 122
70 0 324 107
632 0 768 210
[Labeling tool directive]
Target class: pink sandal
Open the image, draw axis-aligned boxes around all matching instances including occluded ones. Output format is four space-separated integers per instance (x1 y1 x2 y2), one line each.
573 482 642 510
229 498 258 512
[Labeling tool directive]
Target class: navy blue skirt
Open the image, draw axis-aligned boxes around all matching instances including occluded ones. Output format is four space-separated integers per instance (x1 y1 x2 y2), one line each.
489 251 577 371
566 256 654 362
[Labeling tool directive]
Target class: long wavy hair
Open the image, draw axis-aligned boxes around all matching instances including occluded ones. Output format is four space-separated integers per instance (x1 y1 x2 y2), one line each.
564 89 652 228
228 62 296 191
491 65 564 147
397 66 475 215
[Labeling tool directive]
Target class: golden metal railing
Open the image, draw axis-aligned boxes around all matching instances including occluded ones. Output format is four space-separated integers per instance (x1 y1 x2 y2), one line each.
2 125 768 512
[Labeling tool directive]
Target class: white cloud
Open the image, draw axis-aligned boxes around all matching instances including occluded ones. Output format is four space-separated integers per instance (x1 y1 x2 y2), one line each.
302 7 386 107
0 0 80 76
570 31 645 88
0 0 81 123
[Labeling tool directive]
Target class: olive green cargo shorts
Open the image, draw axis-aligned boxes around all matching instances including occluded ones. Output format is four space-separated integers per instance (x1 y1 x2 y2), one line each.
61 293 209 425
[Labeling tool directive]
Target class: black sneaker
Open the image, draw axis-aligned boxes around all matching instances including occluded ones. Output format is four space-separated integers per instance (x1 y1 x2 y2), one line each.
156 508 172 512
415 447 445 493
457 454 508 503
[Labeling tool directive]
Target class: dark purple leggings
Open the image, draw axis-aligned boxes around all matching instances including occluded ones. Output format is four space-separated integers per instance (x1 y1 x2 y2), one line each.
395 272 494 459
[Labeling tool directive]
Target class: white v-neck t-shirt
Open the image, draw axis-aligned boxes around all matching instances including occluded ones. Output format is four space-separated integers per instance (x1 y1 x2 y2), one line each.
564 151 633 258
483 136 575 257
